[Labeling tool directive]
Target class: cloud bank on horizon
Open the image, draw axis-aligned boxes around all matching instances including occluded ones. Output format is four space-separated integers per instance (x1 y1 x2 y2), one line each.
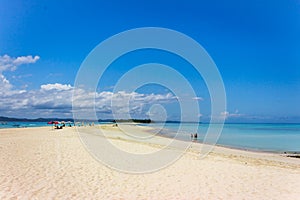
0 54 179 119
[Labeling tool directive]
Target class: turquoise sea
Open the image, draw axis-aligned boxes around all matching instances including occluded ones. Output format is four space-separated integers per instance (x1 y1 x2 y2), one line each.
0 122 53 129
143 123 300 152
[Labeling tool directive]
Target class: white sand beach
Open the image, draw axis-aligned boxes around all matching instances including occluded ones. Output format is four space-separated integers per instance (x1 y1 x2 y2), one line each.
0 124 300 199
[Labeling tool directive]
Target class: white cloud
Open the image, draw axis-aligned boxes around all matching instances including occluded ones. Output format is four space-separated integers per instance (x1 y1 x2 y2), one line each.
73 90 176 119
0 54 40 72
0 81 176 118
0 54 40 97
41 83 73 91
0 74 12 91
220 110 243 119
0 73 27 97
12 55 40 66
192 97 204 101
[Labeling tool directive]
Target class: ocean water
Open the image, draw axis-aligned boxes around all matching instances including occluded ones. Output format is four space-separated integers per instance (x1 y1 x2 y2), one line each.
143 123 300 152
0 121 53 129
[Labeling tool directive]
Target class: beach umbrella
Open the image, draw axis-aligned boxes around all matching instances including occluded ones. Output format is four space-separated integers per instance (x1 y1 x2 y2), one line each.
48 121 56 130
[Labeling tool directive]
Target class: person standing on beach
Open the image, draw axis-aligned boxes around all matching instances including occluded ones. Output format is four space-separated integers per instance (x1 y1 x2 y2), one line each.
191 133 197 140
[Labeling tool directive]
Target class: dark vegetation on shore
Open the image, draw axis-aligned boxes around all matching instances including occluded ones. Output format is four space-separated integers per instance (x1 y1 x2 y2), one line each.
0 116 202 124
0 116 74 122
287 155 300 158
0 116 152 124
111 119 151 123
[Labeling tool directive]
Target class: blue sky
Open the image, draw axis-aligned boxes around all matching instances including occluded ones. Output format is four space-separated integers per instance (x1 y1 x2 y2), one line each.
0 0 300 122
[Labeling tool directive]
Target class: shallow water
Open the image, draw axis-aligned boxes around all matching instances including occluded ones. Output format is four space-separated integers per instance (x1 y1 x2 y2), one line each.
0 121 53 129
142 123 300 152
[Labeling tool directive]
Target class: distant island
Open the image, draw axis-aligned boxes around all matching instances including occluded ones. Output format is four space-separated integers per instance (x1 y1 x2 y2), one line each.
0 116 152 124
0 116 74 122
0 116 203 124
111 119 151 123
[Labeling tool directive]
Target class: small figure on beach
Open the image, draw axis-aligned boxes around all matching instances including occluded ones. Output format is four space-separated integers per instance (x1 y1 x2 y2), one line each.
191 133 197 140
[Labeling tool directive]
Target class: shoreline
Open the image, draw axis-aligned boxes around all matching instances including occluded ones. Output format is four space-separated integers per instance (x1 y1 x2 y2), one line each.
139 124 300 157
136 125 300 166
1 124 300 158
1 124 299 166
76 124 300 167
